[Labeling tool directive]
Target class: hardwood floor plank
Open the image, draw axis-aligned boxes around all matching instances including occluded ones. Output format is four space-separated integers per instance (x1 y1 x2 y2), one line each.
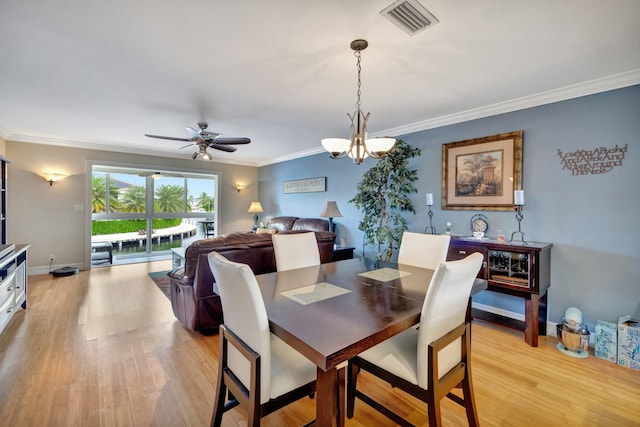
0 260 638 426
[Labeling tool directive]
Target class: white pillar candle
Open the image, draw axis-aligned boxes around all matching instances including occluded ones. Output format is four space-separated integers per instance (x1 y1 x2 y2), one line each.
426 193 434 206
514 190 525 205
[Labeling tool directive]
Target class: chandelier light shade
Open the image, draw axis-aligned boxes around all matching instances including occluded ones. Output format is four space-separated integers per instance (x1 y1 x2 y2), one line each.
321 39 396 165
319 201 343 233
248 201 264 231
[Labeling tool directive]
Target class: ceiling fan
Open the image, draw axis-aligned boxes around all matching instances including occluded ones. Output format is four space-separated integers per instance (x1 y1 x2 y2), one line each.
145 122 251 160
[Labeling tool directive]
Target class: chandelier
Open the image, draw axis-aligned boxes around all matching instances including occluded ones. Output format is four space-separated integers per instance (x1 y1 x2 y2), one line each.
322 39 396 165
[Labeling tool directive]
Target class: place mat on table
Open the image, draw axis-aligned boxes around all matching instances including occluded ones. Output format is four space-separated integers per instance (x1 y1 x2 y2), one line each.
281 282 350 305
357 268 411 282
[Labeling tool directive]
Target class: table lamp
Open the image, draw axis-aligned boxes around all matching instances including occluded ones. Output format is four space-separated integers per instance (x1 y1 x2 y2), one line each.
319 201 343 233
248 201 264 231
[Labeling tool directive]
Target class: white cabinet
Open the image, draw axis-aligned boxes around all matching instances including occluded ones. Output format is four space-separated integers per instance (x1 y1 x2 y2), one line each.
0 245 29 335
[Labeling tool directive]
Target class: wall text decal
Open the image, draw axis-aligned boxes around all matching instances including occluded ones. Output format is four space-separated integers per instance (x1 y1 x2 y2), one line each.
557 144 627 175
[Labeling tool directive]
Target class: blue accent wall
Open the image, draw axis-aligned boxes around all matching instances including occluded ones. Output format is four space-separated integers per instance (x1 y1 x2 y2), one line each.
259 85 640 329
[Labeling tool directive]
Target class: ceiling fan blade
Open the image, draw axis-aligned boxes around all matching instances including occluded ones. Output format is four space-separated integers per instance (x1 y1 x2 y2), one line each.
210 144 238 153
145 134 192 142
211 137 251 145
185 126 204 140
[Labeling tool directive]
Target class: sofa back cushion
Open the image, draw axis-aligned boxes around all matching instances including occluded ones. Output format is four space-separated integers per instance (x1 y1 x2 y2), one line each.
267 216 330 232
292 218 329 232
267 216 298 232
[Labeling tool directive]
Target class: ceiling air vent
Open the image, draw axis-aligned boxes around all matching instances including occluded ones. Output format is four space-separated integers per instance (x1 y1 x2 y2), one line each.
380 0 439 36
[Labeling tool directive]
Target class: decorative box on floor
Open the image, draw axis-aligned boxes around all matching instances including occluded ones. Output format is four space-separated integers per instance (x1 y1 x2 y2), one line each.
617 315 640 370
594 320 617 363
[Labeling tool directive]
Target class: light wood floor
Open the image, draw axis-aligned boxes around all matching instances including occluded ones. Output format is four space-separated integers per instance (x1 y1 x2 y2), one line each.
1 260 639 426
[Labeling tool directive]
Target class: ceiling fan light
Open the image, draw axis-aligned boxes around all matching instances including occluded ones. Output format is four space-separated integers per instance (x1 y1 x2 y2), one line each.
366 137 396 156
321 138 350 157
201 151 212 160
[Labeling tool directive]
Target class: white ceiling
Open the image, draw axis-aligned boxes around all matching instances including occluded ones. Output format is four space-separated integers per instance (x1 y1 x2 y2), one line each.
1 0 639 166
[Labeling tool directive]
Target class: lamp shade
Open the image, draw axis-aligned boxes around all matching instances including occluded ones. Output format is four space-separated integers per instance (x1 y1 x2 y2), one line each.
319 201 343 218
365 137 396 155
247 201 264 213
321 138 350 156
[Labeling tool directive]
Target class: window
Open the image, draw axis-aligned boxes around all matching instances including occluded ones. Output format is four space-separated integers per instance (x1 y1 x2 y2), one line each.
90 165 219 264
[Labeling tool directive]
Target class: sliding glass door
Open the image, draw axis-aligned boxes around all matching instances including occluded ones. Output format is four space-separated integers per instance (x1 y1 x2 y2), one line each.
91 165 218 265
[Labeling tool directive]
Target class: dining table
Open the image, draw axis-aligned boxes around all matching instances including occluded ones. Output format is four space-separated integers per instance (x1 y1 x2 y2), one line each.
254 257 487 427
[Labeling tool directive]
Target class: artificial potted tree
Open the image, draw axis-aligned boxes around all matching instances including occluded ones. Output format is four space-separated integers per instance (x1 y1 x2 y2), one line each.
349 140 421 261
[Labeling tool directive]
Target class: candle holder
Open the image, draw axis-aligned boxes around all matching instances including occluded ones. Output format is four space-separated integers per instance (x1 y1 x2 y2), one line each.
424 206 436 234
510 205 527 243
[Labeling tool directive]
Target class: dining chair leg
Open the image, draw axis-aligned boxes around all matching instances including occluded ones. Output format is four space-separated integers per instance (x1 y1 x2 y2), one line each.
462 375 479 427
211 330 228 427
210 384 227 427
461 322 479 427
346 363 359 418
427 393 443 427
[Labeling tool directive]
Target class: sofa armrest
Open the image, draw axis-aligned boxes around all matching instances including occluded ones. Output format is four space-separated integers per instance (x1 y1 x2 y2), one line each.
168 267 191 285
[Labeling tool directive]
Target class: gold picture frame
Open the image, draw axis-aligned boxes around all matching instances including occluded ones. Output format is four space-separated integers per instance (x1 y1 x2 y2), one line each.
442 131 523 210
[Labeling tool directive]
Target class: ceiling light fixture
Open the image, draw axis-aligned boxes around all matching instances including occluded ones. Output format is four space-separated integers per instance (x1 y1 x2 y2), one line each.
322 39 396 165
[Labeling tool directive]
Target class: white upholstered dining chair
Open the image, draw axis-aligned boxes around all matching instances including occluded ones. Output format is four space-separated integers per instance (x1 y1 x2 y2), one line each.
207 252 316 427
398 231 451 270
272 232 321 271
347 252 483 427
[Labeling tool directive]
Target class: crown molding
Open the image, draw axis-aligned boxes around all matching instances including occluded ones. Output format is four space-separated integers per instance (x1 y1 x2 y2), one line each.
257 146 325 167
372 69 640 138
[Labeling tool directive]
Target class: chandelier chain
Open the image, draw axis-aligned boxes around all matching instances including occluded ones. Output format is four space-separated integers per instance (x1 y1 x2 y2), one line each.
355 50 362 111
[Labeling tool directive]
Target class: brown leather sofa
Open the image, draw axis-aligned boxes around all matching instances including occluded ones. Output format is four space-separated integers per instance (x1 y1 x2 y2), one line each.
168 217 335 334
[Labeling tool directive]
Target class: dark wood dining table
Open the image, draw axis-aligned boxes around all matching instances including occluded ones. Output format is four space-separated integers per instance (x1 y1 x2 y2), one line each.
254 257 487 427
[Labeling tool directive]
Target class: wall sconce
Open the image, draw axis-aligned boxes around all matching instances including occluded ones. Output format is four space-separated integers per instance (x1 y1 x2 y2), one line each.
43 172 68 186
234 183 247 192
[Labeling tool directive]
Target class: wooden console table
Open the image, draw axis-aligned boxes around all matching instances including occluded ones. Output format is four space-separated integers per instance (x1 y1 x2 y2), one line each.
447 236 552 347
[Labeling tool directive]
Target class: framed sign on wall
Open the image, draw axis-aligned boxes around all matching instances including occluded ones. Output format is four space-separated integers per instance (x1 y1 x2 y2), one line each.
442 131 523 210
283 177 327 194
